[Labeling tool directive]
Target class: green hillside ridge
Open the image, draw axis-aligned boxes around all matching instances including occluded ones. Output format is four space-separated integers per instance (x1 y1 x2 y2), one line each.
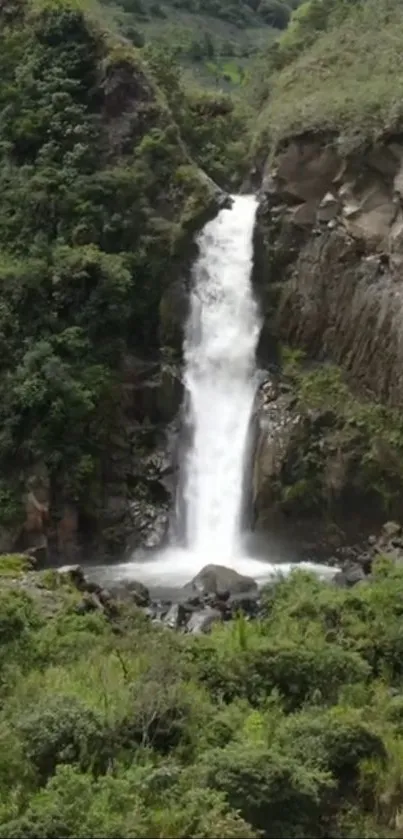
0 0 227 533
98 0 304 89
251 0 403 156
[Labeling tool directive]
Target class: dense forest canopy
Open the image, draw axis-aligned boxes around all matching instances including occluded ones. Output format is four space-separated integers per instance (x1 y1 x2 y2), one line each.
0 0 226 525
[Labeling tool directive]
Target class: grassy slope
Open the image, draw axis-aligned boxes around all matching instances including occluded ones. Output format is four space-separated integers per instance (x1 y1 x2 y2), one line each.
254 0 403 154
100 0 283 89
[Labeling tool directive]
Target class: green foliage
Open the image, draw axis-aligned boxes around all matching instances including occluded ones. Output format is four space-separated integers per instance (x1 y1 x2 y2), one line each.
144 44 250 187
105 0 300 93
274 351 403 520
200 740 334 837
0 555 33 578
192 631 369 709
3 563 403 834
17 696 109 782
251 0 403 154
0 589 41 647
0 0 218 514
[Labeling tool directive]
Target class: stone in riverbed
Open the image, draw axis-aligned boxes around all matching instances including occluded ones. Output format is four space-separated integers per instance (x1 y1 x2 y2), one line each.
110 579 150 607
57 564 86 589
163 602 187 629
186 606 222 634
185 564 257 597
229 591 260 618
334 562 366 588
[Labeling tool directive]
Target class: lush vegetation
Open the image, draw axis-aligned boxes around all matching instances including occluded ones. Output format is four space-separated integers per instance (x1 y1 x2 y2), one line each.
3 555 403 836
99 0 304 90
250 0 403 155
271 348 403 521
144 44 250 186
0 0 228 527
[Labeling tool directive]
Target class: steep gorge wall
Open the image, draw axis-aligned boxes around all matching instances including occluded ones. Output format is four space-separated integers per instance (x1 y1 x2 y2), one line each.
256 134 403 406
252 135 403 552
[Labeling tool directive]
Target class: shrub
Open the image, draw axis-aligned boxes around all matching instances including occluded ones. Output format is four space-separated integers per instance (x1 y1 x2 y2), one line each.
193 634 369 709
200 740 334 836
17 695 110 782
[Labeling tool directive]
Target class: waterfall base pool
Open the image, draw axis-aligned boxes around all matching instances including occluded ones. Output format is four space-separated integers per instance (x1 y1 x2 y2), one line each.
87 547 339 590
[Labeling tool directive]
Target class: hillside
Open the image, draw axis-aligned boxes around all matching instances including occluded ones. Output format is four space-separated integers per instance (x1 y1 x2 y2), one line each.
252 0 403 155
0 0 231 563
100 0 303 89
251 0 403 549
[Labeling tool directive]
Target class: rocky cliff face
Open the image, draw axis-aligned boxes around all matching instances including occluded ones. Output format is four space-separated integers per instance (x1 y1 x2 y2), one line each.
253 134 403 551
256 134 403 404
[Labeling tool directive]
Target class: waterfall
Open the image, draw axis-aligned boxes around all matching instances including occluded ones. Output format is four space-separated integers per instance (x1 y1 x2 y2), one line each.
181 195 260 559
99 195 338 588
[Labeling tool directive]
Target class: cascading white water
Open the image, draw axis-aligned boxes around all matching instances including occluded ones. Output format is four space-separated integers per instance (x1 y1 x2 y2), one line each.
181 194 260 559
91 195 338 588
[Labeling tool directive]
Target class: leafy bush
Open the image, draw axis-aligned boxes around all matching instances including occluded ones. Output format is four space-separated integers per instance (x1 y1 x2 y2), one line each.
0 0 218 520
4 562 403 834
17 696 109 782
192 627 369 709
200 740 334 836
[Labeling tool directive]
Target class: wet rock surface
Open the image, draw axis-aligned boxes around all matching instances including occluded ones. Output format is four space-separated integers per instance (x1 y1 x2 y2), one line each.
330 521 403 587
251 368 403 558
11 531 403 631
256 134 403 411
185 564 258 597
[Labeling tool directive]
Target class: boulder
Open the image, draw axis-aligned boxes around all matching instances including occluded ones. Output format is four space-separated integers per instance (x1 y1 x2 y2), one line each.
163 602 187 629
334 562 366 588
57 564 86 589
229 591 260 618
186 606 222 634
112 579 150 607
185 564 257 596
74 591 104 615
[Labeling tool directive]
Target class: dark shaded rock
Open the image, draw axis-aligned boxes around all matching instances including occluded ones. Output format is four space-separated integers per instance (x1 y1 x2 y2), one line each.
184 594 202 608
215 588 230 603
124 580 150 606
74 592 104 614
109 578 150 606
186 606 222 635
358 552 373 574
84 580 102 594
25 543 48 568
97 588 113 605
159 279 189 354
57 564 86 590
163 602 187 629
185 564 257 597
229 591 260 618
334 562 366 588
126 502 169 553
